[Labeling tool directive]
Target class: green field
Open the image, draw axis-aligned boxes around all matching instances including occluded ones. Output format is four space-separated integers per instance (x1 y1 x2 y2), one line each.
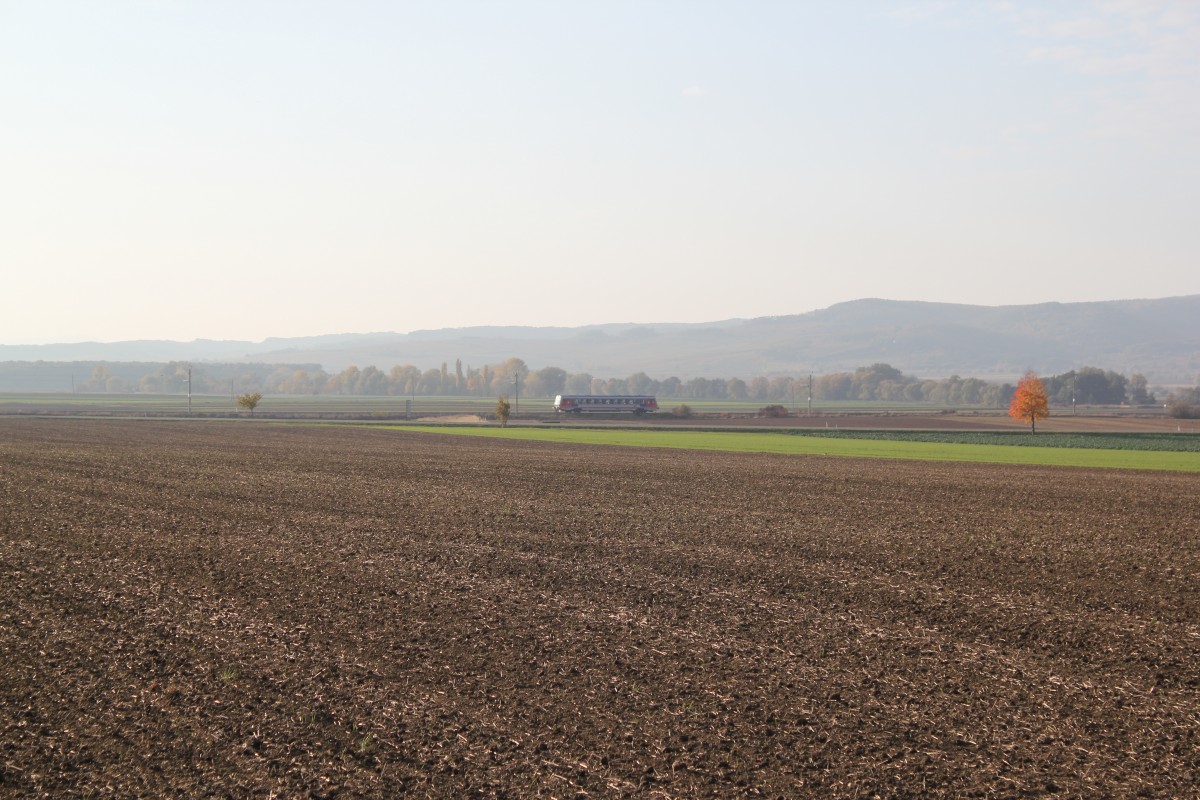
758 429 1200 452
380 425 1200 472
5 391 1195 470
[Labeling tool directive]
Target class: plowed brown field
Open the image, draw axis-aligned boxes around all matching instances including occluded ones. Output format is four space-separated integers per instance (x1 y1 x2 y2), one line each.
2 419 1198 798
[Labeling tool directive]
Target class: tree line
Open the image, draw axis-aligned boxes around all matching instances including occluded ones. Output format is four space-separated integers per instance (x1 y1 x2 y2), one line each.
70 360 1179 407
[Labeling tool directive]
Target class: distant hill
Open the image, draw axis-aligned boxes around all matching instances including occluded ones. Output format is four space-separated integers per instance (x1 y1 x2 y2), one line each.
3 296 1198 384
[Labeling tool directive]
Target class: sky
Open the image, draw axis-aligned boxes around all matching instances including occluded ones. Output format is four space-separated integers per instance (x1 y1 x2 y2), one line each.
2 0 1198 344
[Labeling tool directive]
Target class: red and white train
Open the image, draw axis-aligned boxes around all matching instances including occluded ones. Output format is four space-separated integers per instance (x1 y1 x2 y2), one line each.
553 395 658 414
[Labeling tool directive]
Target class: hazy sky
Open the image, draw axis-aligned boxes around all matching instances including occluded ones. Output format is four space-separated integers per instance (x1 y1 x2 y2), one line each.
3 1 1198 344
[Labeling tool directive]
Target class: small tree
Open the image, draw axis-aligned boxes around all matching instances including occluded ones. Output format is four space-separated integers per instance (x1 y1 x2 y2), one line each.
1008 371 1049 433
237 391 263 416
495 395 511 427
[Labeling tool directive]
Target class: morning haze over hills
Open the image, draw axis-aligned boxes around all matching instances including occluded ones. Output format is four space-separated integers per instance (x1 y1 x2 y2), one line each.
2 295 1199 385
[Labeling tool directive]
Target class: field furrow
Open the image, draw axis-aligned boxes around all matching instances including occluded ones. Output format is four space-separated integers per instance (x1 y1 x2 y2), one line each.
2 419 1198 797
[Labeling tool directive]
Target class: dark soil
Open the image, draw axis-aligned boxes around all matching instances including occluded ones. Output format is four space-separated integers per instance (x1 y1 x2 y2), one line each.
2 419 1198 798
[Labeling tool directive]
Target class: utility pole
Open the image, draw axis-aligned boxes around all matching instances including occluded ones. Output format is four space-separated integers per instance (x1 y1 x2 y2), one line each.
513 373 520 415
186 365 192 416
1071 371 1076 415
808 373 813 415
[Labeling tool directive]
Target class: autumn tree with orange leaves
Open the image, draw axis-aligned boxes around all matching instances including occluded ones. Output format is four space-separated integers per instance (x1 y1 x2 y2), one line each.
1009 370 1050 433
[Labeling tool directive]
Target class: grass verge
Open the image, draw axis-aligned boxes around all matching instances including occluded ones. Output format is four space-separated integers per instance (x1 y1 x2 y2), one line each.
376 425 1200 472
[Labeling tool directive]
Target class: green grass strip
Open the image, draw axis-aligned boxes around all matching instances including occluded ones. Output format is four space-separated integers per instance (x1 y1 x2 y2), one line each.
771 429 1200 452
377 425 1200 472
